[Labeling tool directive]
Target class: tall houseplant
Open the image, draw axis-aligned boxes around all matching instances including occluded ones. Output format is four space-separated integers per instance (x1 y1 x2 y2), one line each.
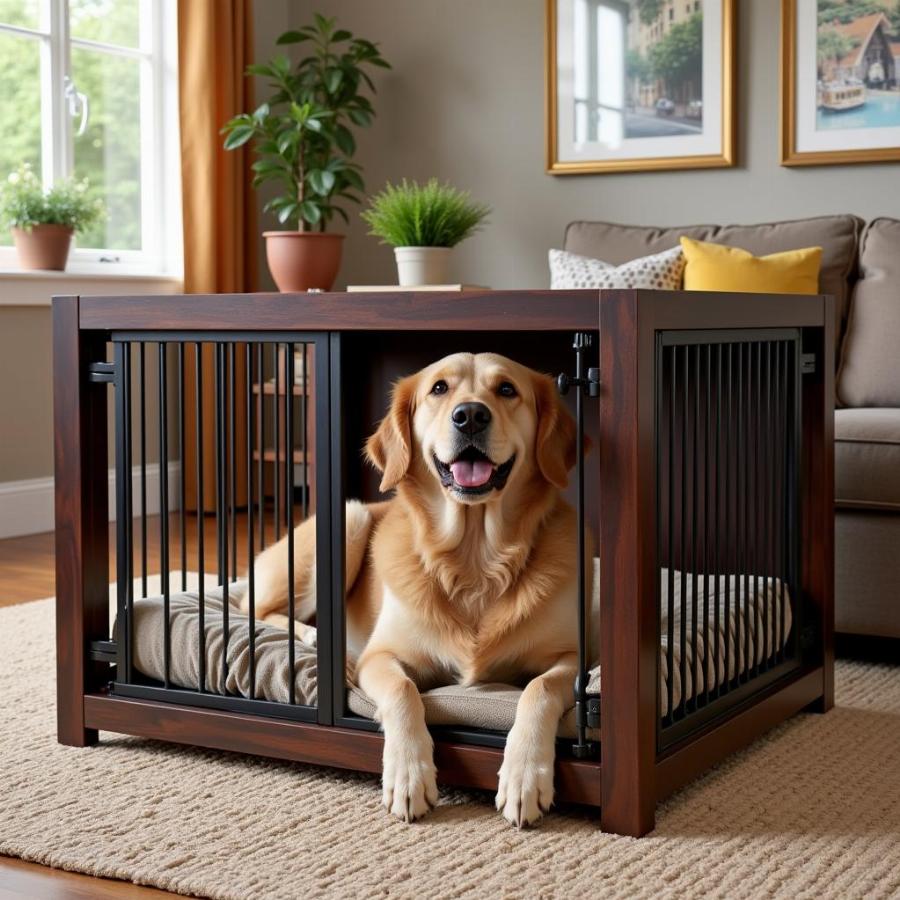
1 164 103 271
222 14 389 292
362 179 490 286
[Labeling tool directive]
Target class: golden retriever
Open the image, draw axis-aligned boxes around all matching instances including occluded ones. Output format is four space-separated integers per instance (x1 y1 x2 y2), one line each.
247 352 590 827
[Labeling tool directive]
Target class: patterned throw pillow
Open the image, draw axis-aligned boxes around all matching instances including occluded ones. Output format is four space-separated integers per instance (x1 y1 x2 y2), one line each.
549 245 686 290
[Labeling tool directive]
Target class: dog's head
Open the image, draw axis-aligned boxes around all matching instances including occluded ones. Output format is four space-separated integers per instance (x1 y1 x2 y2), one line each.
366 352 579 504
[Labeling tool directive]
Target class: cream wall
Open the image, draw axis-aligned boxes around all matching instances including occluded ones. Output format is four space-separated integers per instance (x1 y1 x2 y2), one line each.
270 0 899 291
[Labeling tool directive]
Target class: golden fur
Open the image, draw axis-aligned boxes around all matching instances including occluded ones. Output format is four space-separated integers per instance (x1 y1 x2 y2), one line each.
248 352 591 826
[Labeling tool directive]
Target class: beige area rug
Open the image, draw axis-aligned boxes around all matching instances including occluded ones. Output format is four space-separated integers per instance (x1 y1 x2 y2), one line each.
1 598 899 900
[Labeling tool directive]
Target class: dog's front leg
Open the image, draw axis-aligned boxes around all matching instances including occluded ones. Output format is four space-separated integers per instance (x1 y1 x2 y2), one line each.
496 652 578 827
356 650 438 822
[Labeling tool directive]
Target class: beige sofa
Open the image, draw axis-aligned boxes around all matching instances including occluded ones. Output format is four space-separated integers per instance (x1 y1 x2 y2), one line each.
565 215 900 640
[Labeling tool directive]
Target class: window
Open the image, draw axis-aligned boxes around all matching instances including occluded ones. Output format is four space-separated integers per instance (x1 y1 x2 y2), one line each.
0 0 181 275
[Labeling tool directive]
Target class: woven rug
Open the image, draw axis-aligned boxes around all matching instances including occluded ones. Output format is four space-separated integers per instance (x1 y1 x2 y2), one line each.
1 598 899 900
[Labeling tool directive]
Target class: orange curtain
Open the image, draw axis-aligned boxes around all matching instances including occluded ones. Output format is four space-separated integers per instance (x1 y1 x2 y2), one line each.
178 0 257 511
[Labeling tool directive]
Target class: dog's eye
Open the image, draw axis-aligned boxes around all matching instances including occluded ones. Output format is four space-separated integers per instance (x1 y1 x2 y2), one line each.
497 381 517 398
431 380 448 396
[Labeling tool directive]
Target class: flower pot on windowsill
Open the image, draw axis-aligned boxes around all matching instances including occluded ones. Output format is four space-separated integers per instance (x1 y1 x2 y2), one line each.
394 246 452 287
263 231 345 293
11 224 74 271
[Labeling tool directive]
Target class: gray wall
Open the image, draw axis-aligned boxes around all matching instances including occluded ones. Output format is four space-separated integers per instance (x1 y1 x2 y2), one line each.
272 0 899 291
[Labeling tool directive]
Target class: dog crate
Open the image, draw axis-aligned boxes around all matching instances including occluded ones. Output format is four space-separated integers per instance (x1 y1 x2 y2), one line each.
54 288 834 836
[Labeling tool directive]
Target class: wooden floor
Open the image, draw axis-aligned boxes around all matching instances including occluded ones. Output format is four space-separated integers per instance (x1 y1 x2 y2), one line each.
0 509 288 897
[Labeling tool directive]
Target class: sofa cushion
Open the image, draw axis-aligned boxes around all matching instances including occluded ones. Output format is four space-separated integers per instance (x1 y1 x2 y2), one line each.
680 237 821 294
835 408 900 511
565 215 862 348
838 217 900 407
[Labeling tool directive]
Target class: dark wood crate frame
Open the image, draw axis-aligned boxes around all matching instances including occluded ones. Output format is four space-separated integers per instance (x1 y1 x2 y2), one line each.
54 289 835 836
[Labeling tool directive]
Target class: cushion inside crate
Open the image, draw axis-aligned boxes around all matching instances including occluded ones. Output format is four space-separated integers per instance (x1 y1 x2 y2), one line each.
123 562 792 737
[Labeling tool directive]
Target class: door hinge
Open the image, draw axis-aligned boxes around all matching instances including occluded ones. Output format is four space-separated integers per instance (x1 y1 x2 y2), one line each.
800 353 816 375
88 361 115 383
89 639 117 662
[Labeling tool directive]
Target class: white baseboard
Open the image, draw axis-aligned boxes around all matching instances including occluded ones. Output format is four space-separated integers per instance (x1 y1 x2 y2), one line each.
0 462 182 540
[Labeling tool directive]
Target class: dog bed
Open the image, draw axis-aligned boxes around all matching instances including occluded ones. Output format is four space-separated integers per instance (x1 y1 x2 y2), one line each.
123 563 792 737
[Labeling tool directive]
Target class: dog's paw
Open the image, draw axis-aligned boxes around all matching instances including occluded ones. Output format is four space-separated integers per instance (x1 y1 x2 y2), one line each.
381 729 438 822
496 734 554 828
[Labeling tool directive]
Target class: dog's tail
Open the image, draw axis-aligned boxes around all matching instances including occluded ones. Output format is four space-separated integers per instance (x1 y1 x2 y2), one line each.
246 500 374 624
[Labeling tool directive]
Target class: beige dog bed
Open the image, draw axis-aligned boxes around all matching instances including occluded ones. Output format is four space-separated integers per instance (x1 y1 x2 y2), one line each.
123 564 791 737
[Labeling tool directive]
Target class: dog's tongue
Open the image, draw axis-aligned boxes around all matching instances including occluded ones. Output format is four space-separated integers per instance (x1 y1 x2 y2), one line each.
450 459 493 488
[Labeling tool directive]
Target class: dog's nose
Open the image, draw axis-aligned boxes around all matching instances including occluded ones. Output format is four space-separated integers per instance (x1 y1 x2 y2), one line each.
451 402 492 436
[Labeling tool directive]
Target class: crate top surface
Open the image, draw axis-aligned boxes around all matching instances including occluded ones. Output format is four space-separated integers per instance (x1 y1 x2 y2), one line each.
60 289 832 334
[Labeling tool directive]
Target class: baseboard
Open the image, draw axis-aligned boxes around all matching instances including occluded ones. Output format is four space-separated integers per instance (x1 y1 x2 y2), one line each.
0 462 181 540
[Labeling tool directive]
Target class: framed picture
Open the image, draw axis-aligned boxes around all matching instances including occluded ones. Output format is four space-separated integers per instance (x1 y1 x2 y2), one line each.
781 0 900 166
545 0 735 175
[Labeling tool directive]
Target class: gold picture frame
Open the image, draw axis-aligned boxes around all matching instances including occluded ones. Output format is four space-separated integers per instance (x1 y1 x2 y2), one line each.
781 0 900 166
545 0 736 175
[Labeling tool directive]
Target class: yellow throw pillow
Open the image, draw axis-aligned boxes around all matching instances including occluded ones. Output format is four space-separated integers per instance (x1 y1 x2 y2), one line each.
680 236 822 294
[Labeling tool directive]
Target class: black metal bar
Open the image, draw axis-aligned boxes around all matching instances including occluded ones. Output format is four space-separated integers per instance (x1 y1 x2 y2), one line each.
215 343 230 693
791 338 802 661
114 342 130 683
571 333 594 756
246 343 256 700
778 341 786 663
679 345 687 716
764 342 773 668
274 343 281 541
158 342 170 688
286 343 296 706
703 343 711 705
722 344 737 693
195 342 206 693
139 342 147 598
257 343 265 552
734 342 742 688
744 343 751 682
691 344 699 710
666 344 675 723
714 343 722 698
302 344 308 519
753 341 762 677
178 342 186 592
321 332 338 726
229 342 237 583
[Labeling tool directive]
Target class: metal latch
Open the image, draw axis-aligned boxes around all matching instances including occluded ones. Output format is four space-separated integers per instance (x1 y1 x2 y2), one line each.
88 361 115 383
800 353 816 375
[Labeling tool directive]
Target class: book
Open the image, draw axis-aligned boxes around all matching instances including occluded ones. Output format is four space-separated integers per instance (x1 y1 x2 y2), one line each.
346 284 490 293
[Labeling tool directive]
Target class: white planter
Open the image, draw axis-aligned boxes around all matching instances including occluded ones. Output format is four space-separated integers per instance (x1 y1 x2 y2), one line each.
394 246 452 287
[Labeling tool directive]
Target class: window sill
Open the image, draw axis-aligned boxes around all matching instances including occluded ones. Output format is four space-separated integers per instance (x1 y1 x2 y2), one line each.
0 268 184 307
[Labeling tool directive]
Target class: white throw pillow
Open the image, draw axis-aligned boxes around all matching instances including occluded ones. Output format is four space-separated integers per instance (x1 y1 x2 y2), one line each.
549 245 685 290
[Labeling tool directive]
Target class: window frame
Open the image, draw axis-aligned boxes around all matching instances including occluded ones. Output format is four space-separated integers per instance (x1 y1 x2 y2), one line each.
0 0 182 278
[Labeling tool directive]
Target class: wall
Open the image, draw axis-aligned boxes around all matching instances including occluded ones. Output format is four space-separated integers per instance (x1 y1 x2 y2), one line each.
270 0 899 290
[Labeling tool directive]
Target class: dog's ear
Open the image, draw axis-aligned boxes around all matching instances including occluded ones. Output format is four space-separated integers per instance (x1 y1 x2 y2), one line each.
534 373 588 489
365 374 416 492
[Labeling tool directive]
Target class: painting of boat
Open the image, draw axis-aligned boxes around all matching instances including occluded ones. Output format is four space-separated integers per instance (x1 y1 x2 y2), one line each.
818 79 867 112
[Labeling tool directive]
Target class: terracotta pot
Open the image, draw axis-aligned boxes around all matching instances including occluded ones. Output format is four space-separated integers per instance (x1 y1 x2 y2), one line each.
11 224 74 271
263 231 345 292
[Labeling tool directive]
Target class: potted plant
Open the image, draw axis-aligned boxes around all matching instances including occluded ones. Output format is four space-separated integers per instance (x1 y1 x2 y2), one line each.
361 179 490 286
1 164 103 271
222 14 389 292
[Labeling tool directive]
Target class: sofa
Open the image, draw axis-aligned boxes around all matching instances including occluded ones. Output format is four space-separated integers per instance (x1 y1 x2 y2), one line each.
565 215 900 640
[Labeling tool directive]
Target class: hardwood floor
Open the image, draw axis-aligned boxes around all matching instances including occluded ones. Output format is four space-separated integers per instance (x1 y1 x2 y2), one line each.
0 508 299 897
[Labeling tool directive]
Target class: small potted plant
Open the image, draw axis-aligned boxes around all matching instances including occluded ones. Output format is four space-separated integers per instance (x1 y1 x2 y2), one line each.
361 179 490 286
1 164 103 271
222 14 389 292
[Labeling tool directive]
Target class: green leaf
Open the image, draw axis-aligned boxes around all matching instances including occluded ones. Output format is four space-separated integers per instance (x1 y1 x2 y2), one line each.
332 29 352 41
223 126 255 150
334 125 356 155
271 55 291 76
341 167 364 191
245 63 275 78
348 108 372 127
300 200 322 225
276 130 297 155
277 202 300 225
252 102 270 122
304 117 323 133
325 68 343 94
307 169 336 196
290 101 309 123
314 13 334 34
368 57 391 69
276 30 311 44
252 159 287 173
